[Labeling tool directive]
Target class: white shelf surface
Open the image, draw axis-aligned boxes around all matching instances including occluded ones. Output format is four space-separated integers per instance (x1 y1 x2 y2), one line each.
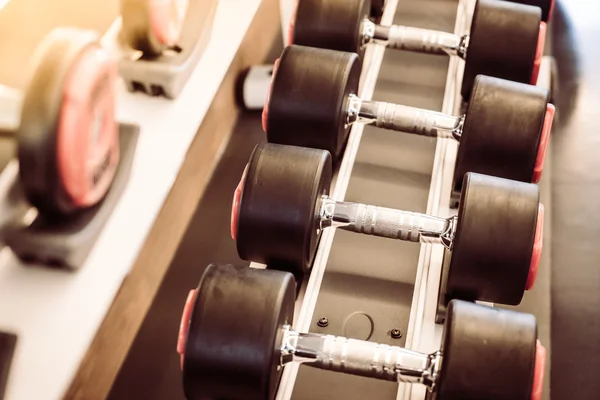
0 1 262 399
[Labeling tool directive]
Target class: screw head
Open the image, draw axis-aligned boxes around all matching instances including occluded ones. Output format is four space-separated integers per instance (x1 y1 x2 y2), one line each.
317 317 329 327
391 329 402 339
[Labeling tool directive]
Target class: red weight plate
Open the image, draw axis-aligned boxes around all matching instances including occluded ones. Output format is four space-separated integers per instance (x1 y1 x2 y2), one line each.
530 22 547 85
57 44 120 208
532 103 555 184
526 203 544 291
230 165 249 241
177 289 198 370
531 340 546 400
287 1 298 46
261 58 280 133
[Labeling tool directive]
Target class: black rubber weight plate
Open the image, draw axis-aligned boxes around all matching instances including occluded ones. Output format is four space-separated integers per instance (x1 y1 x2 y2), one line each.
293 0 371 60
453 75 549 191
236 143 332 279
266 45 361 160
447 172 540 305
461 0 541 98
182 264 296 400
17 29 101 218
438 300 538 400
504 0 553 21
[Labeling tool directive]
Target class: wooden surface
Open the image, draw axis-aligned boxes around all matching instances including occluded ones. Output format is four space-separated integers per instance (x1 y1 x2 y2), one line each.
0 0 119 88
63 0 281 398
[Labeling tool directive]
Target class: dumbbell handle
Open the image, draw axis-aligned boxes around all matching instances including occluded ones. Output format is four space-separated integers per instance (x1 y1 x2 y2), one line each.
281 326 440 387
367 20 468 59
348 95 464 141
319 196 455 249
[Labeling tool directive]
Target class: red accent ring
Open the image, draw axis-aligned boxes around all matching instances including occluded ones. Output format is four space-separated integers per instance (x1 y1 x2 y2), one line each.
532 104 555 183
261 58 280 133
526 203 544 291
177 289 198 370
531 340 547 400
530 22 547 85
231 165 249 241
287 1 299 46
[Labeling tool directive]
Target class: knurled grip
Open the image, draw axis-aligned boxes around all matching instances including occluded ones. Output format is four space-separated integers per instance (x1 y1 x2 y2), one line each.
386 25 457 55
371 102 443 137
310 335 429 383
342 203 446 243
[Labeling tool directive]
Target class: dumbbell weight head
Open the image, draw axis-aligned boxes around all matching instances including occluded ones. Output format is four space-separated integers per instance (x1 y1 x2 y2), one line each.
120 0 189 56
462 0 545 98
505 0 554 22
438 300 545 400
17 27 120 218
233 143 332 279
179 264 296 400
454 74 554 191
448 172 543 306
264 45 361 161
292 0 370 60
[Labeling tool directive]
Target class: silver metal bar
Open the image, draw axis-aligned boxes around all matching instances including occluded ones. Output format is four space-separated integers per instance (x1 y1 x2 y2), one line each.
367 20 468 59
281 326 440 387
319 196 455 248
350 95 463 140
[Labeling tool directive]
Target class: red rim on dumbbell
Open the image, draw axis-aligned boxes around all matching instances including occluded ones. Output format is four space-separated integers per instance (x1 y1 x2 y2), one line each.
261 58 280 133
177 288 197 369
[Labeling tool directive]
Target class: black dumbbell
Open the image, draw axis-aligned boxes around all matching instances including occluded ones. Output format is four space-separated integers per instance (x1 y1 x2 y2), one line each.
263 45 554 192
290 0 548 97
231 143 543 306
507 0 555 22
0 28 120 218
120 0 188 56
178 264 547 400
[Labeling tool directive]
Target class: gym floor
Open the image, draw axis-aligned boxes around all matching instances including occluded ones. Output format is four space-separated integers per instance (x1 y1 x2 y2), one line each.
109 1 600 399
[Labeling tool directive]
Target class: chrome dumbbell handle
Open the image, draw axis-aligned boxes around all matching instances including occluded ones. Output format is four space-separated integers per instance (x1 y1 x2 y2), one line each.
281 326 440 387
347 95 463 141
320 196 455 249
363 19 468 58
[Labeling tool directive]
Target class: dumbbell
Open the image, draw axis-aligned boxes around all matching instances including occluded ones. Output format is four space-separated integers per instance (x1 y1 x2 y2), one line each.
508 0 555 21
0 28 119 218
264 45 554 192
120 0 188 56
178 264 546 400
289 0 548 98
231 143 544 306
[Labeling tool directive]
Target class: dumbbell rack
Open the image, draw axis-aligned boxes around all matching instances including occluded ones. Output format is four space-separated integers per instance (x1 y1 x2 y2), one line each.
250 1 553 399
0 0 552 399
